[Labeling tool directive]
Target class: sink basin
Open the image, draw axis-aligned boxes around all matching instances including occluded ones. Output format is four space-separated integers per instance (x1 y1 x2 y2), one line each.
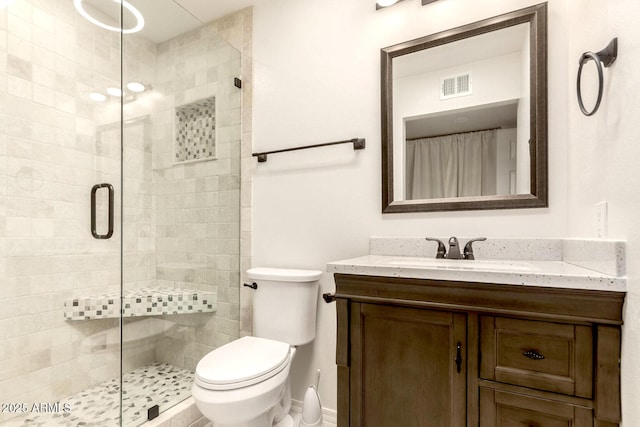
387 257 534 272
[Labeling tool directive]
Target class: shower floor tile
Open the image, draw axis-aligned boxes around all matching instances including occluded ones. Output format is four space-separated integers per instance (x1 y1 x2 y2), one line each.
2 363 193 427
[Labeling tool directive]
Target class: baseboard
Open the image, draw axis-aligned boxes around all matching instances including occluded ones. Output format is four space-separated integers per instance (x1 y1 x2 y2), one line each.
290 399 337 427
148 396 337 427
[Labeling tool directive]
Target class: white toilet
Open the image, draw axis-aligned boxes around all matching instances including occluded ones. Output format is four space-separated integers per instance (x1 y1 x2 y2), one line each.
192 267 322 427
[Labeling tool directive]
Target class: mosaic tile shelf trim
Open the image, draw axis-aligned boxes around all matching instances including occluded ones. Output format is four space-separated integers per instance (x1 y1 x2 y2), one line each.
2 363 193 427
64 287 217 320
175 97 217 163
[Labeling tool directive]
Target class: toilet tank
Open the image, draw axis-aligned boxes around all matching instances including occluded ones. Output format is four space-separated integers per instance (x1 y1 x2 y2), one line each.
247 268 322 346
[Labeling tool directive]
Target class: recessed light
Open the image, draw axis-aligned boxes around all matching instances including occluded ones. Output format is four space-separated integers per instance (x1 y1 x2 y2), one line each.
0 0 15 9
106 87 123 97
73 0 145 34
126 82 146 93
89 92 107 102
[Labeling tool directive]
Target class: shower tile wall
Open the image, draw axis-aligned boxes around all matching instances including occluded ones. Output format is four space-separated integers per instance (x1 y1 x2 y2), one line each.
150 24 241 370
0 1 241 423
193 7 254 339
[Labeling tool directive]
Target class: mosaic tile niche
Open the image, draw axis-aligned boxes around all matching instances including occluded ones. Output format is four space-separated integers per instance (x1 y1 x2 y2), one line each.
175 97 217 163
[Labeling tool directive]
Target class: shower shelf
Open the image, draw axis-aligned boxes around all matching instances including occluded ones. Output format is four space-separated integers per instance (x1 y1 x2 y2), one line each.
64 287 217 321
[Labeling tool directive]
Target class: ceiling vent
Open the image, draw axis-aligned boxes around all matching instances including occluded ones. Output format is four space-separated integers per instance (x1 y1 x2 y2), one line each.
440 72 472 100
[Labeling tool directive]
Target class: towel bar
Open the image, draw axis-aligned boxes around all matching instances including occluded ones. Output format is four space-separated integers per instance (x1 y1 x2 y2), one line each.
253 138 365 163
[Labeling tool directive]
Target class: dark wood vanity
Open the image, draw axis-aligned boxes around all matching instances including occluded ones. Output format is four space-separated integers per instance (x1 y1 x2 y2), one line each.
333 273 624 427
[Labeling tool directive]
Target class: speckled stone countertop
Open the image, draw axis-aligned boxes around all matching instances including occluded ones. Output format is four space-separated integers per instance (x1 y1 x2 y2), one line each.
326 237 626 292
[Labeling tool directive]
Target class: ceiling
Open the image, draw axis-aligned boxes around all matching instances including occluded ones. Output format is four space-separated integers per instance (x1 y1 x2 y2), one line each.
175 0 262 25
81 0 262 44
405 101 519 139
394 24 529 79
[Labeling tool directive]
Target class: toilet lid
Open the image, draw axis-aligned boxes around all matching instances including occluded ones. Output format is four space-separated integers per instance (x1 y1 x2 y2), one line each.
247 267 322 282
195 336 291 390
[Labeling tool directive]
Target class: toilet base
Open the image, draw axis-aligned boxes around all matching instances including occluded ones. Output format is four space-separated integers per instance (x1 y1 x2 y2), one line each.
273 414 294 427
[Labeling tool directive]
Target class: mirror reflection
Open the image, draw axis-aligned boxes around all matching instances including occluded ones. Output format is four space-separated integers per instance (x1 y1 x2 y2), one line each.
394 24 529 200
381 4 547 213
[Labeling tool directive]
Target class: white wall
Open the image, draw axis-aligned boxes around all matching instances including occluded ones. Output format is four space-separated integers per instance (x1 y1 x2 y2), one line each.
251 0 572 414
394 52 523 119
565 1 640 425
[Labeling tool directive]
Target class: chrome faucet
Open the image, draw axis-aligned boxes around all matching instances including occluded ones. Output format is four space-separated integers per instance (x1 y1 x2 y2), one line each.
447 237 462 259
425 237 486 260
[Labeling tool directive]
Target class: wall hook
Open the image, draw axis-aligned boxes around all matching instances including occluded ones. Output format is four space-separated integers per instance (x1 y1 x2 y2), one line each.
577 38 618 116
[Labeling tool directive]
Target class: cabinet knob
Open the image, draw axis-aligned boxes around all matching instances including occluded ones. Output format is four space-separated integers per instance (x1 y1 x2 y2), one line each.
522 350 545 360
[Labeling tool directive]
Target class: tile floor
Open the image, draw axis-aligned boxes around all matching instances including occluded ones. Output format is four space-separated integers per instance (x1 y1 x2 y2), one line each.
2 363 193 427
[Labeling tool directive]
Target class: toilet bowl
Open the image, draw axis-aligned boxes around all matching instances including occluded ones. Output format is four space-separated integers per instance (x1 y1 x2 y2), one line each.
192 336 296 427
192 268 322 427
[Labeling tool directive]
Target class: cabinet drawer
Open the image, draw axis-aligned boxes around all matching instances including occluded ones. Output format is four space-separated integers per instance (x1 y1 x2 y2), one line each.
480 316 593 397
480 387 593 427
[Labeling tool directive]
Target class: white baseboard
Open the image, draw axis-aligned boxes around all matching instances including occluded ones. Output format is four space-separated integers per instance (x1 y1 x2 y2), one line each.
149 396 337 427
290 399 337 427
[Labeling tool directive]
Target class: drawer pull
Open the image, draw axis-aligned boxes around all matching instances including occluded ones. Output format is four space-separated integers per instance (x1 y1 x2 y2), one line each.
455 342 462 373
522 350 545 360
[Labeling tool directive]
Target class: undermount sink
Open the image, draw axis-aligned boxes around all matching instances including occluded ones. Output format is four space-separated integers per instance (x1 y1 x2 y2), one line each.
386 257 535 272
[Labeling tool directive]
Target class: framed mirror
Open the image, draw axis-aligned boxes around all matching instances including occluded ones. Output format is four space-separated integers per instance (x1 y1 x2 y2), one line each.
381 4 547 213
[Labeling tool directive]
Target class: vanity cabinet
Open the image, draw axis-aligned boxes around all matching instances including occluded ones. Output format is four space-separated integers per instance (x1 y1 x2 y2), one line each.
479 388 594 427
347 303 467 427
333 274 624 427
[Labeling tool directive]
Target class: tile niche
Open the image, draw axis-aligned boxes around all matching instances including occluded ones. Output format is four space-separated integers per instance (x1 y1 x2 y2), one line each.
174 96 217 163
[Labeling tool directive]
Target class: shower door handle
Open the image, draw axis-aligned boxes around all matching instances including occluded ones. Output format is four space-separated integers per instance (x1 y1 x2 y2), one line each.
91 183 114 239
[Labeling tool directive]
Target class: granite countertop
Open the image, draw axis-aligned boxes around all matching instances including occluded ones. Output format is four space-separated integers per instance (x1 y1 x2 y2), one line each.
326 237 627 292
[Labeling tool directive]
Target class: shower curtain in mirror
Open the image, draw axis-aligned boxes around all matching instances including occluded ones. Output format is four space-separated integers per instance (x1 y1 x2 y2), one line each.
405 129 497 199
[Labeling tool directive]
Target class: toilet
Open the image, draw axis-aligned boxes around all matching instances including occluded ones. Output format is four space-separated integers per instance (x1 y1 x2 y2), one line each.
192 267 322 427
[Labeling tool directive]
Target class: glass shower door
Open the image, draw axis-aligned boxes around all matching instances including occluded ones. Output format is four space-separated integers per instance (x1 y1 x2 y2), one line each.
0 0 124 425
0 1 241 425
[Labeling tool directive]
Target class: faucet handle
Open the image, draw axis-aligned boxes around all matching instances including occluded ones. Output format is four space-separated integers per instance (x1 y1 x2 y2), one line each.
463 237 487 260
425 237 447 259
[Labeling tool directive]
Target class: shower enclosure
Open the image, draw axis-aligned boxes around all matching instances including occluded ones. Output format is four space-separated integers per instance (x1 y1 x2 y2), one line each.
0 0 241 425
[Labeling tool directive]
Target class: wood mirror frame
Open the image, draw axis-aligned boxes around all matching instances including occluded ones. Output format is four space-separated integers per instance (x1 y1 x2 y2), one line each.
381 3 547 213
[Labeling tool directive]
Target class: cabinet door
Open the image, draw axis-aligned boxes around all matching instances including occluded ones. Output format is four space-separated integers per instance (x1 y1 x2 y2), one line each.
480 387 593 427
349 303 466 427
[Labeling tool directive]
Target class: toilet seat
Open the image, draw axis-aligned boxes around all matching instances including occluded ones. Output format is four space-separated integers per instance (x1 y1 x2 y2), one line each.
195 336 291 391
